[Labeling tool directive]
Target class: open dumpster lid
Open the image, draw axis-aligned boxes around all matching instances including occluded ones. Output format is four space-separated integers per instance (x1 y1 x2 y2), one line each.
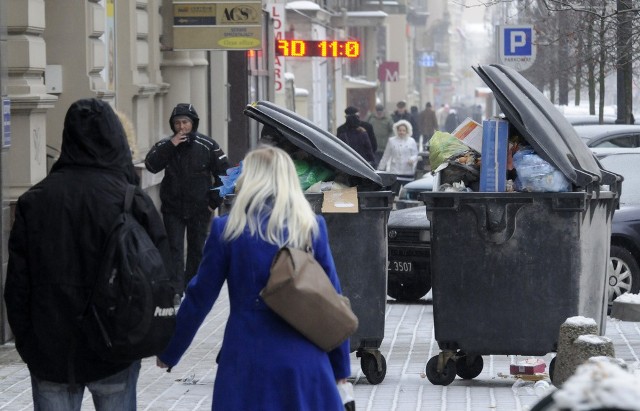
473 64 617 188
244 100 393 188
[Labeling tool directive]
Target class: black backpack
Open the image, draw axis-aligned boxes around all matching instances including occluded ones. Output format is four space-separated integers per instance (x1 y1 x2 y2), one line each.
81 185 176 362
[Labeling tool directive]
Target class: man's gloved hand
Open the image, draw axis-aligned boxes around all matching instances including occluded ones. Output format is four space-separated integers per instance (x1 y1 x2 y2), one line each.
208 189 224 210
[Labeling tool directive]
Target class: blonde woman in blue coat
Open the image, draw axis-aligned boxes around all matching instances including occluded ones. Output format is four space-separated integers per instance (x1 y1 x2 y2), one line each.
157 145 351 410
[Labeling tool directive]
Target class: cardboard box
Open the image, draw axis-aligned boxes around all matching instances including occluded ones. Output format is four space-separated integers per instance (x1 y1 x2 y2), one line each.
451 117 483 152
479 119 508 192
321 187 359 213
510 359 546 375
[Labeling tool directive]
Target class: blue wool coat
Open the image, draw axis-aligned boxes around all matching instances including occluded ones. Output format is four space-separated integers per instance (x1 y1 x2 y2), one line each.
159 215 351 410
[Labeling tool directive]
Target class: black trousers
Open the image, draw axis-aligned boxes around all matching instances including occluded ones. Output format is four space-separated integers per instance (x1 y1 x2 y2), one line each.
162 210 211 295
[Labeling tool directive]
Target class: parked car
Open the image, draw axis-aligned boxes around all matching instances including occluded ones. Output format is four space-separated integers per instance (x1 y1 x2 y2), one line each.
387 205 431 301
574 124 640 148
395 173 434 209
592 148 640 303
387 171 434 301
564 114 617 126
387 148 640 304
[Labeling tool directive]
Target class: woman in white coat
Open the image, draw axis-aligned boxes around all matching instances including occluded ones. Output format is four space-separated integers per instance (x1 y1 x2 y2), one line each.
377 119 418 193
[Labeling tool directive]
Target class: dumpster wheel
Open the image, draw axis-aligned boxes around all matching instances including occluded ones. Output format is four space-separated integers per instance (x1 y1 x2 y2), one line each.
426 354 456 386
549 357 556 385
455 353 483 379
360 351 387 385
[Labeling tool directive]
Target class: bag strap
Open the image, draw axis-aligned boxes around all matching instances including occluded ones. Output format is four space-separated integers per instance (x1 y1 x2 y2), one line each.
124 184 135 214
81 184 137 318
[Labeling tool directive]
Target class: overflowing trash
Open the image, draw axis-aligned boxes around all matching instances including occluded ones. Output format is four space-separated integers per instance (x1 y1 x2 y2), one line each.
512 377 554 397
427 116 579 194
513 147 571 193
294 158 335 191
510 358 547 375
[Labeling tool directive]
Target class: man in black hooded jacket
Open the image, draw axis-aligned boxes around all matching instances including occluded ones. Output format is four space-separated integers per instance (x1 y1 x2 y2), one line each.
145 104 229 302
5 98 172 409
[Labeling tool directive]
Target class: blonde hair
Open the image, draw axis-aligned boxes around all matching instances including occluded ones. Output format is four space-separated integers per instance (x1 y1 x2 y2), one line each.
115 110 138 159
222 145 318 248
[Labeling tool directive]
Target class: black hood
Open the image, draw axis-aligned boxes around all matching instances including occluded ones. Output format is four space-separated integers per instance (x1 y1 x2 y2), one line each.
51 98 137 183
169 103 200 133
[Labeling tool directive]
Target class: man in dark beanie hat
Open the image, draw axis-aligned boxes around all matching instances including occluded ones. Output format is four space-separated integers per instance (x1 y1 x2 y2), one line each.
336 105 377 165
145 103 229 304
336 105 375 165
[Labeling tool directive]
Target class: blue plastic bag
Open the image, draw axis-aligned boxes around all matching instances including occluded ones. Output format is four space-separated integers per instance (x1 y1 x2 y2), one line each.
513 147 571 192
214 162 243 197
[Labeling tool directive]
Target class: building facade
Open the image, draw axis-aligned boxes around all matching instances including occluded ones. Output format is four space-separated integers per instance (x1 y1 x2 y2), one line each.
0 0 471 344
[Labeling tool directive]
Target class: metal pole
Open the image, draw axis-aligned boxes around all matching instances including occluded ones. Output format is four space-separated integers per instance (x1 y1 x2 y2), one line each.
558 1 569 106
616 0 633 124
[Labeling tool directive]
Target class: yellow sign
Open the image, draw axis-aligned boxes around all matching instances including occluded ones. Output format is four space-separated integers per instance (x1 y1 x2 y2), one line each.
172 1 263 50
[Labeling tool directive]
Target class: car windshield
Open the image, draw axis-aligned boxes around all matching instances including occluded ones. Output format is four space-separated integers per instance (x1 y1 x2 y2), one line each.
598 153 640 205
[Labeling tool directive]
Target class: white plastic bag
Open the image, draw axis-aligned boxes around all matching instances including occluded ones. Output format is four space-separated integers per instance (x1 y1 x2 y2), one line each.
513 147 571 192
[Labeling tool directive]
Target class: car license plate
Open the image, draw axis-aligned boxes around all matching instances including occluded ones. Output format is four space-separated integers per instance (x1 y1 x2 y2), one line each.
388 260 413 273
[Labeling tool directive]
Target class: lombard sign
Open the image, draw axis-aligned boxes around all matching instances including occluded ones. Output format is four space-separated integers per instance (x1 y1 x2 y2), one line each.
268 3 285 95
499 25 536 71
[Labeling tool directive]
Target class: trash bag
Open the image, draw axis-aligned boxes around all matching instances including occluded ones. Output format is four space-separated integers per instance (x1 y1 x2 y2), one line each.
216 162 243 197
429 131 475 171
513 147 571 192
294 159 335 190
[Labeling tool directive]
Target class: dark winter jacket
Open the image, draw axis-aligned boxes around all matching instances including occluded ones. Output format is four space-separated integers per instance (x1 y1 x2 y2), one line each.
337 126 375 164
145 105 229 216
444 111 460 133
4 98 173 383
337 119 377 153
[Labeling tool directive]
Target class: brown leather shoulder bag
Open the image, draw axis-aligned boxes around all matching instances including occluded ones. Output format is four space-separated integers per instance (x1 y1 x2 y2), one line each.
260 247 358 352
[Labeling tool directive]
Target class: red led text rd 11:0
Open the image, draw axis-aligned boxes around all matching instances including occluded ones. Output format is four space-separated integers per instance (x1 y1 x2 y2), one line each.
276 40 360 58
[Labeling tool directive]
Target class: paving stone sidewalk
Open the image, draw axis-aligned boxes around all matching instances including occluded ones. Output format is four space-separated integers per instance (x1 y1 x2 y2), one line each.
1 287 639 410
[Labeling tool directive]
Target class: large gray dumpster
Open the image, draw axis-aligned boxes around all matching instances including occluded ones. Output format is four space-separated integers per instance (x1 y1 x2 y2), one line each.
242 101 395 384
421 64 621 386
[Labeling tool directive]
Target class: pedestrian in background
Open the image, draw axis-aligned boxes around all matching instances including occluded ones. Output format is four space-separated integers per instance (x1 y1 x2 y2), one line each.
145 103 229 305
392 100 418 137
472 104 483 123
5 98 172 410
444 109 460 133
436 103 449 131
156 145 351 411
366 103 394 166
337 106 377 157
377 119 418 193
410 105 422 142
419 102 438 146
337 107 376 165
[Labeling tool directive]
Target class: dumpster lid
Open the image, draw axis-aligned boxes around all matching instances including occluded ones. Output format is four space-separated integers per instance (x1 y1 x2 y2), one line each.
474 64 612 188
244 100 392 188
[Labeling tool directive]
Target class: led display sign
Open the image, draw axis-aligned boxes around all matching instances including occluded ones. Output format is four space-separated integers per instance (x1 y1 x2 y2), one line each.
276 40 360 58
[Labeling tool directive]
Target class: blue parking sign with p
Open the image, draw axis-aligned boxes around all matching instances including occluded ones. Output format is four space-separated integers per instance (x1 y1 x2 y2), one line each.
504 27 532 56
499 24 536 71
